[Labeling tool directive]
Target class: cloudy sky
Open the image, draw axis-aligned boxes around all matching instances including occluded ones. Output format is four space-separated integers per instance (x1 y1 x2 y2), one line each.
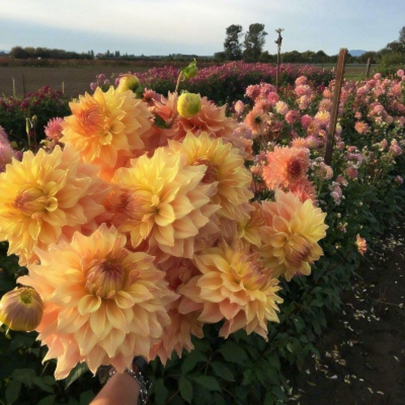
1 0 404 56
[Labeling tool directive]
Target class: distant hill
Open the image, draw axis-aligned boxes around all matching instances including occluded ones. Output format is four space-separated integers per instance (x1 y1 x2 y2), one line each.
349 49 367 57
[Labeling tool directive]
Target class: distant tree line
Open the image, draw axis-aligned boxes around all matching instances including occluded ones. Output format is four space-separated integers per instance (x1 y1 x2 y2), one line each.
6 26 405 66
9 46 95 60
215 24 405 66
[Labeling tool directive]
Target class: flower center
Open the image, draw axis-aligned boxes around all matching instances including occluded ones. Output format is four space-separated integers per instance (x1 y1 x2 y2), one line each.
193 157 219 183
18 288 36 306
286 158 305 182
86 259 125 299
14 188 58 218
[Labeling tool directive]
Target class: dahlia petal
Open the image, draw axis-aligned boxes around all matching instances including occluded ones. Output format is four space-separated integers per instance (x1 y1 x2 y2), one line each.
115 290 136 308
78 295 102 315
100 328 126 358
106 302 130 332
199 302 224 323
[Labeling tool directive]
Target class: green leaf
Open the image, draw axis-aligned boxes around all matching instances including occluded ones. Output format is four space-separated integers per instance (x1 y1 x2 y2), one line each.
65 362 89 389
210 361 235 382
37 395 56 405
218 341 249 366
5 379 21 405
67 397 79 405
179 376 193 403
79 390 95 405
181 350 207 374
192 376 221 392
11 368 35 387
241 368 255 386
32 376 54 393
154 378 169 405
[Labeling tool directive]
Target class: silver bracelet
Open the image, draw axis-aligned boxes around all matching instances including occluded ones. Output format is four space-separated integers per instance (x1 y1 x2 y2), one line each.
108 366 150 405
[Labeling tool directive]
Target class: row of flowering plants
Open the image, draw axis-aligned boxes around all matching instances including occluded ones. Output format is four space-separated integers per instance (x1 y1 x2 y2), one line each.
0 62 404 405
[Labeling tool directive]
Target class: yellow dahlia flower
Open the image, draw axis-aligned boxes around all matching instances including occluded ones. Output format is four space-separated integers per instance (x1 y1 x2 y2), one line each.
0 287 43 331
259 190 328 281
0 145 110 265
168 132 254 222
18 225 176 379
179 240 283 339
61 86 152 179
108 147 219 259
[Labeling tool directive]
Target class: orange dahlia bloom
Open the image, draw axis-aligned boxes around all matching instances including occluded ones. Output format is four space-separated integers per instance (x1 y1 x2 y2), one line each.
262 146 310 190
259 190 328 281
61 86 152 180
150 257 204 364
107 146 219 259
18 225 176 379
237 201 265 248
168 132 253 222
0 145 110 265
179 240 283 339
355 234 367 256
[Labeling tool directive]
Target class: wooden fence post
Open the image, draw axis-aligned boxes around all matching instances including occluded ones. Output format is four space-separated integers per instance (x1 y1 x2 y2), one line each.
324 48 347 166
365 57 371 77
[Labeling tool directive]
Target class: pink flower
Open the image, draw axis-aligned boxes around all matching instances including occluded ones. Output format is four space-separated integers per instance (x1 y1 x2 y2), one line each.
295 76 307 86
267 92 280 105
390 139 402 156
0 143 16 172
44 117 63 143
354 121 370 134
234 100 245 115
0 126 8 143
395 175 403 185
285 109 300 125
301 114 313 129
345 166 358 179
275 101 289 115
355 234 367 256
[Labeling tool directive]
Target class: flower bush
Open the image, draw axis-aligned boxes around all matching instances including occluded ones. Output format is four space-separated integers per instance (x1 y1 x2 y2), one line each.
0 65 404 405
0 86 70 149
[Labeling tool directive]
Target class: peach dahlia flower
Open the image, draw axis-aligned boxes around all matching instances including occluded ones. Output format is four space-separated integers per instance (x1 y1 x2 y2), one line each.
179 240 283 339
19 225 176 379
262 146 310 190
108 146 219 259
61 86 152 179
259 190 328 281
150 257 204 364
168 132 254 222
0 145 110 265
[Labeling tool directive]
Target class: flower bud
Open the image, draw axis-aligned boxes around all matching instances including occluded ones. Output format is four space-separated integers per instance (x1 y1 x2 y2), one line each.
177 92 201 118
181 59 198 79
116 74 141 93
0 287 43 331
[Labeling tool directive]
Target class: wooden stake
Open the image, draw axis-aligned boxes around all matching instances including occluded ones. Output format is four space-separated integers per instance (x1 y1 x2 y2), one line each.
324 48 347 166
62 81 65 94
365 57 371 77
12 77 16 97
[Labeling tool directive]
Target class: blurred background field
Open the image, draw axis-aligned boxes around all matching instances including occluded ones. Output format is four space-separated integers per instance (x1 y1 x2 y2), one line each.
0 63 377 100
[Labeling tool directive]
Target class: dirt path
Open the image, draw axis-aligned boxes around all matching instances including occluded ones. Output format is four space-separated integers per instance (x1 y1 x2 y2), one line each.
289 225 405 405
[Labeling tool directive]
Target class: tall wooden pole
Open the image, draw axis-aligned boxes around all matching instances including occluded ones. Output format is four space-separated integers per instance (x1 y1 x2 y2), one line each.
275 28 284 94
324 48 347 166
365 57 371 77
